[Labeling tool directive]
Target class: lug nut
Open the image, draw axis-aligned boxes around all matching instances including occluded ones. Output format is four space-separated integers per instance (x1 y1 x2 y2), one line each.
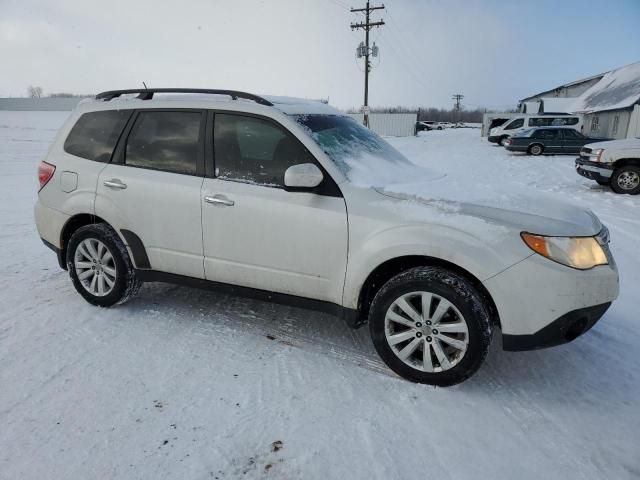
432 329 438 334
426 321 432 325
416 332 423 338
426 336 432 342
415 322 422 328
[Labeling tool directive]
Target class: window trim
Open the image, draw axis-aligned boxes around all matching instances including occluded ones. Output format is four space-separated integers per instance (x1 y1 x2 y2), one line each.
112 108 206 177
208 109 343 198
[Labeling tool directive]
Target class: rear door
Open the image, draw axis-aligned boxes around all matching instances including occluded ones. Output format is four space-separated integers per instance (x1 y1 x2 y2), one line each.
95 109 206 278
533 128 561 153
200 112 348 304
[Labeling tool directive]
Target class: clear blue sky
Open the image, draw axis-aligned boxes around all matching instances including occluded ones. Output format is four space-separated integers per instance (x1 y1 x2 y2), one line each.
1 0 638 110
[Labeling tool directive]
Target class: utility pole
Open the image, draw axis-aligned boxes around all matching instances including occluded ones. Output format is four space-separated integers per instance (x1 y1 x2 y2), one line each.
351 2 385 127
452 93 464 122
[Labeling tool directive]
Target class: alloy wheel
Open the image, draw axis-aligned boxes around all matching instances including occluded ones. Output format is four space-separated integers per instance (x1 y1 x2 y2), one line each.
617 170 640 191
384 291 469 373
73 238 117 296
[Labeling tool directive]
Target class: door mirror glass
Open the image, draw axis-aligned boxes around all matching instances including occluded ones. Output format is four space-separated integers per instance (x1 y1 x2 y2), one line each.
284 163 323 189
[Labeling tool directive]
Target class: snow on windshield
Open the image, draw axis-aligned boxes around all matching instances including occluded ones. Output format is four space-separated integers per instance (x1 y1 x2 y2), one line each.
294 114 443 185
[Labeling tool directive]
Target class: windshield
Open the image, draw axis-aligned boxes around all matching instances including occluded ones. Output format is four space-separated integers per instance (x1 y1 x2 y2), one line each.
293 114 411 175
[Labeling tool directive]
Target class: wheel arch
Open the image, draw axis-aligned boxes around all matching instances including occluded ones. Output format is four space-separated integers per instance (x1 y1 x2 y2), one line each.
356 255 501 329
59 215 150 270
527 143 544 154
613 157 640 168
59 214 108 270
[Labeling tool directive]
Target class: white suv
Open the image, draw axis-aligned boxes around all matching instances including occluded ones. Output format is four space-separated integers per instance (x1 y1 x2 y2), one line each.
35 88 619 386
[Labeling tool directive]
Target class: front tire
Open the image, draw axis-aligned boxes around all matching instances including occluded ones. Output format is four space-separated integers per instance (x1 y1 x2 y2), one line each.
499 136 510 146
67 224 141 307
369 267 492 386
610 166 640 194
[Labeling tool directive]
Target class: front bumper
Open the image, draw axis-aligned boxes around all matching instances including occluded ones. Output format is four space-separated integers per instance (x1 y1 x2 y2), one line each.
575 158 614 182
488 135 501 144
502 302 610 351
483 249 619 351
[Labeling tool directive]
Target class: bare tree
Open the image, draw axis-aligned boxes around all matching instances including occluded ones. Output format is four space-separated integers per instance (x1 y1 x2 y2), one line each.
27 86 43 98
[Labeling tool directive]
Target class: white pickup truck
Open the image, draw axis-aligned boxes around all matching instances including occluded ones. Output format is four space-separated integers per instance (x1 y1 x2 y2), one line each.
576 138 640 194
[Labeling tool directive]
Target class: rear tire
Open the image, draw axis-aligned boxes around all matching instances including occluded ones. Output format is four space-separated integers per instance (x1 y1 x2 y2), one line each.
67 224 141 307
610 166 640 194
528 144 544 156
369 267 492 387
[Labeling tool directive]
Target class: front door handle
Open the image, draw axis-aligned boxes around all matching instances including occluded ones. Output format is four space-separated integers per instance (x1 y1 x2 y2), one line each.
104 179 127 189
204 194 234 207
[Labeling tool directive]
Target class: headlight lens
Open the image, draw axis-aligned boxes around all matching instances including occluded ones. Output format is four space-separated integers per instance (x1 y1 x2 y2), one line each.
521 232 608 270
590 148 604 161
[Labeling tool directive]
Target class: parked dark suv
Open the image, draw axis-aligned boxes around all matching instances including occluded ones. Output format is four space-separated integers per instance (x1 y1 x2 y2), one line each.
504 127 610 156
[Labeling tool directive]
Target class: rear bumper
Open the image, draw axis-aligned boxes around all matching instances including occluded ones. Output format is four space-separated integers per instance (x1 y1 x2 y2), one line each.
502 303 610 351
35 199 69 270
575 158 613 182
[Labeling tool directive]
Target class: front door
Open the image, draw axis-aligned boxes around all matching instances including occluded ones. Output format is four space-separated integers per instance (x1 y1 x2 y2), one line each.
561 128 588 154
201 112 348 304
95 109 206 278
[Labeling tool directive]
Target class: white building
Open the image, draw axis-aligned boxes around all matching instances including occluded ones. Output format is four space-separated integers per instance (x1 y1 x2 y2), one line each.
483 61 640 139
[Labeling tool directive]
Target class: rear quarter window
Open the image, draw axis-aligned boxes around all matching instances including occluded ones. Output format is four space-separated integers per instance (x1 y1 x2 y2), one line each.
64 110 131 162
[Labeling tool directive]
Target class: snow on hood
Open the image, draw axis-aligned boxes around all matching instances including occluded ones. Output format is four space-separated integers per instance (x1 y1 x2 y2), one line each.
585 137 640 150
345 154 602 237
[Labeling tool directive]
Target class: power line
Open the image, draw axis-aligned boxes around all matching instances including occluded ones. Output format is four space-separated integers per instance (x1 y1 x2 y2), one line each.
350 1 385 127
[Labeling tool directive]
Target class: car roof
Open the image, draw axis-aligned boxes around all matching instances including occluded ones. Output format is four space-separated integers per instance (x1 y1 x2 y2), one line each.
79 89 345 117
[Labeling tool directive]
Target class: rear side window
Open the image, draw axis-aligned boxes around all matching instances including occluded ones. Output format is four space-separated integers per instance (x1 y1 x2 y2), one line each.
533 129 559 139
529 117 579 127
125 111 202 175
214 114 314 187
64 110 131 162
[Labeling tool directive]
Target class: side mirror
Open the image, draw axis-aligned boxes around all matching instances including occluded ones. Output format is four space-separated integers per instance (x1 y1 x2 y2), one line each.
284 163 324 190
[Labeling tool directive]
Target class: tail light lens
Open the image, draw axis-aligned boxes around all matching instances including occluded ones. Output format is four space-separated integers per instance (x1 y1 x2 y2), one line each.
38 161 56 191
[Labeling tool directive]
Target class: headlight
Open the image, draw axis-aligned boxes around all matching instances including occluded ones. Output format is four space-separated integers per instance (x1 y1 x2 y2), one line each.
521 232 608 270
589 148 605 161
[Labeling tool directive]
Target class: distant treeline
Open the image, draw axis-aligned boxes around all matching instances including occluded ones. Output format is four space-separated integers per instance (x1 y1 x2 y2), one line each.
345 106 511 123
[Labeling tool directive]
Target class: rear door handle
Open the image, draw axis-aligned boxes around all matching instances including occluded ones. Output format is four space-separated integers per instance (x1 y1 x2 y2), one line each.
204 194 234 207
104 179 127 189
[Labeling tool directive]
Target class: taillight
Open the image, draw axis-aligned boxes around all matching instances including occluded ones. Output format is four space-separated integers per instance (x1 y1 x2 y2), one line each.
38 161 56 191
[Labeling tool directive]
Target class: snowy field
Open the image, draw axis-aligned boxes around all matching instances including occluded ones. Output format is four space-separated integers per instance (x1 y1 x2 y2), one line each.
1 111 639 480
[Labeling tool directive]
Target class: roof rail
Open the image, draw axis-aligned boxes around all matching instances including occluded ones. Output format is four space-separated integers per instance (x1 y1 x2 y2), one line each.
95 88 273 106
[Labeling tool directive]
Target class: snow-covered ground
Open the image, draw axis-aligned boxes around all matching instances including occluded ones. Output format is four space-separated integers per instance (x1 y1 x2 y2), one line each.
1 112 638 480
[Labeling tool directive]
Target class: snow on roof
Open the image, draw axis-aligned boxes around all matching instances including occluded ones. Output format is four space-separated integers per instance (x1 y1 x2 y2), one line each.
540 97 575 113
570 62 640 113
264 95 346 115
520 72 606 102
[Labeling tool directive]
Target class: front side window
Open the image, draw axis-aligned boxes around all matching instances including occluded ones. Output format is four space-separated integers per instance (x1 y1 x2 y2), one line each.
125 111 201 175
214 114 314 187
562 129 582 139
64 110 131 162
505 118 524 130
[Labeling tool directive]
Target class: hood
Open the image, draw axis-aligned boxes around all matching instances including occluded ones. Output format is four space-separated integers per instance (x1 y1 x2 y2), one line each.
371 176 602 237
585 137 640 150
